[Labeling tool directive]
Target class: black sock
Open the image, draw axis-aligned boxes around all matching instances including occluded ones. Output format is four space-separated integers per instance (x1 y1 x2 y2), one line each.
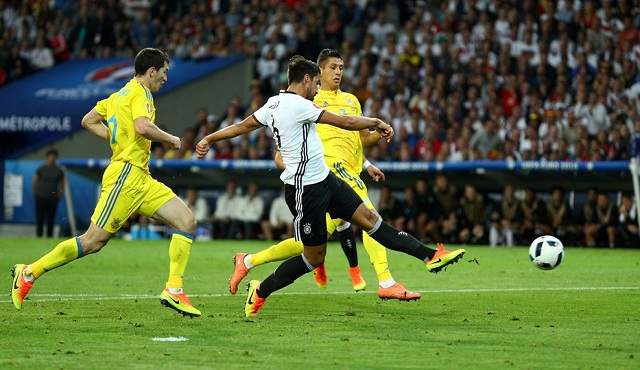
338 226 358 268
369 220 436 261
257 255 312 298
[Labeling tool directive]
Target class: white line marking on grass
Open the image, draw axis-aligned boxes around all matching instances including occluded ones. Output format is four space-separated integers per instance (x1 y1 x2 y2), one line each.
1 286 638 303
152 337 188 342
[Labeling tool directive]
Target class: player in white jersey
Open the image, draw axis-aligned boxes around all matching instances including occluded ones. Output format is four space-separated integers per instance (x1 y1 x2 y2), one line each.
196 56 465 318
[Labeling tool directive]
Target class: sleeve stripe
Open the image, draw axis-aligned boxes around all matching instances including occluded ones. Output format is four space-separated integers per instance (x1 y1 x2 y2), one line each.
316 110 325 123
252 114 266 126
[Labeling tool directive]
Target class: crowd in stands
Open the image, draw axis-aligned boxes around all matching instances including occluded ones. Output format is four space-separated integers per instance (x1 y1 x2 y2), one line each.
4 1 639 162
4 0 640 246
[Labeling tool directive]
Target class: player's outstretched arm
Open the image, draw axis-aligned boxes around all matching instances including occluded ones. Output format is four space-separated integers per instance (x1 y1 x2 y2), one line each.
81 108 109 140
134 117 181 150
195 115 262 158
320 111 394 141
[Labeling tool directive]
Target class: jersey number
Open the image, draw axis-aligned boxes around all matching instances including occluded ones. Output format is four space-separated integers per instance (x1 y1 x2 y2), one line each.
107 115 117 144
273 125 282 149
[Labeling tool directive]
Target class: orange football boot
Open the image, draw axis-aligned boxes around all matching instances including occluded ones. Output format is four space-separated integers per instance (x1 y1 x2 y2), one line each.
313 264 328 289
425 243 466 273
378 282 421 301
348 266 366 291
159 288 202 317
229 252 250 295
245 280 266 317
11 264 35 310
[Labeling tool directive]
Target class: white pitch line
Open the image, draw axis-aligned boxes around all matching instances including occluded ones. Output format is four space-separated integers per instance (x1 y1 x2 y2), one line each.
152 337 188 342
1 286 638 304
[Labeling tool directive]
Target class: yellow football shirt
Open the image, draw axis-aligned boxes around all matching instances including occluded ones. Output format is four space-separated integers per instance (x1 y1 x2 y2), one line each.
95 78 156 172
314 89 363 174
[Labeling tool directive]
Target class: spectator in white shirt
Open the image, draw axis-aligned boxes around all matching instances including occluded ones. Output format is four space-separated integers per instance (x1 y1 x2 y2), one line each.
184 188 210 223
212 180 240 239
582 93 610 136
229 183 264 239
367 11 395 47
261 190 293 241
260 31 286 60
28 35 54 70
257 48 278 84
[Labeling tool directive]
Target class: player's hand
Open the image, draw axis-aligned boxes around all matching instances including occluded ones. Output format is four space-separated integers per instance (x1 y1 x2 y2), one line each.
195 139 210 159
374 119 394 142
366 164 385 182
168 135 181 150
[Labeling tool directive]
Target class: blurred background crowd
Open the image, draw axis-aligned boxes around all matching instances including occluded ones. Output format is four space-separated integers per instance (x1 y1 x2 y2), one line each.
3 0 640 247
3 0 639 162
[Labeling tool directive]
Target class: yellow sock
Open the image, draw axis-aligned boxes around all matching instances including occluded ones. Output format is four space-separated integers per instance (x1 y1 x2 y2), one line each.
166 232 193 289
362 232 393 283
250 238 303 266
30 237 82 279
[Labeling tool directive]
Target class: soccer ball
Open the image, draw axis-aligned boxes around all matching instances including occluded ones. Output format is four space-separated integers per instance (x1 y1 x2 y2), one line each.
528 235 564 270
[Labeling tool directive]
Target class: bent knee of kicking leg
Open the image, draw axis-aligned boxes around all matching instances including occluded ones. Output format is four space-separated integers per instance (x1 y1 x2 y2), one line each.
365 209 382 230
354 206 380 231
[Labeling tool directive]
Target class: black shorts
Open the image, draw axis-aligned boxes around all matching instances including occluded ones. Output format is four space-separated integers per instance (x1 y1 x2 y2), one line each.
285 172 363 246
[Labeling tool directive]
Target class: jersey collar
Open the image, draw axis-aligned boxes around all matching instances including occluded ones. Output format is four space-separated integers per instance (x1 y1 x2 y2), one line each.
317 88 340 96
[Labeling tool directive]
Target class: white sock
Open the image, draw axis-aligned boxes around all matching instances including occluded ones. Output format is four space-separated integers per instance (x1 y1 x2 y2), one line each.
243 254 254 269
379 278 396 289
167 287 183 294
22 268 35 282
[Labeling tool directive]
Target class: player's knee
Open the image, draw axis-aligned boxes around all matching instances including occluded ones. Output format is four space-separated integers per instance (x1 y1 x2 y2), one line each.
304 247 326 267
177 213 197 234
364 208 381 230
352 204 378 231
78 234 108 255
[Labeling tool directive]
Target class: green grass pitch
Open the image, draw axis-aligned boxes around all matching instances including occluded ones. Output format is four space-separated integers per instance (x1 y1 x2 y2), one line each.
1 238 639 369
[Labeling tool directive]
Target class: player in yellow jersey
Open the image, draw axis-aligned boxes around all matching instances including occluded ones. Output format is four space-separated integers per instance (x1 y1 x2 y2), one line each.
10 48 201 317
228 49 463 300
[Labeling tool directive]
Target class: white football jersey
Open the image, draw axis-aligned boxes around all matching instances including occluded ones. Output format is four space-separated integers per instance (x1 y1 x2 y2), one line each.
253 91 330 186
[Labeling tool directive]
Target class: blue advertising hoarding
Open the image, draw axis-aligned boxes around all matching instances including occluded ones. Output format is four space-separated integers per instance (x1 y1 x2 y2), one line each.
0 56 243 159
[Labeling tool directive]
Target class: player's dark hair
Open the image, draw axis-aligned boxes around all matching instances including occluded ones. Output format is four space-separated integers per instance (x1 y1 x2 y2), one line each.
287 55 320 84
317 48 343 67
134 48 169 76
45 148 58 157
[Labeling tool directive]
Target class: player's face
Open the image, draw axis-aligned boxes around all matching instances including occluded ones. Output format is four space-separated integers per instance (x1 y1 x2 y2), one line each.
150 62 169 92
305 75 320 99
320 57 344 90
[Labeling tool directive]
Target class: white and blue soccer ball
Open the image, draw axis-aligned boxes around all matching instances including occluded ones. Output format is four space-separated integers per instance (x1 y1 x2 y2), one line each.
529 235 564 270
